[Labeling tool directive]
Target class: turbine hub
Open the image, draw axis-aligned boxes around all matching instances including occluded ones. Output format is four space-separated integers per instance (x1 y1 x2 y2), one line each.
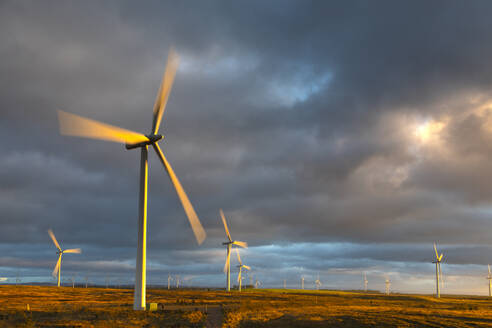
125 134 163 149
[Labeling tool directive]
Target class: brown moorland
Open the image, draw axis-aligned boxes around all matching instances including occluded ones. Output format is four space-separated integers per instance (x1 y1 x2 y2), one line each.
0 285 492 327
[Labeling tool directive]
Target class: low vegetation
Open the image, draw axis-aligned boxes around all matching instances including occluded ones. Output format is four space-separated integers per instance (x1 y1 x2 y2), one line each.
0 286 491 327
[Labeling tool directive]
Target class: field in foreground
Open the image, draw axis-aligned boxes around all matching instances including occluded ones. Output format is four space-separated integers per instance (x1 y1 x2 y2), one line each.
1 286 492 327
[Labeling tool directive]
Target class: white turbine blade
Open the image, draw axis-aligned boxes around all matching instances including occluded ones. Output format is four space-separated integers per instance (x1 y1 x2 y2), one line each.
243 265 251 270
235 248 242 265
233 241 248 248
220 209 232 242
64 248 82 254
223 249 231 273
434 242 439 260
48 229 62 251
58 110 149 145
52 255 61 277
152 48 180 134
152 143 206 245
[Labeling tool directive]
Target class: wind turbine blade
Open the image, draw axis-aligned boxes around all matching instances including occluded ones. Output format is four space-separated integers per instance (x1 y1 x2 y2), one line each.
223 249 231 273
233 241 248 248
152 143 206 245
243 265 251 270
237 270 241 283
152 48 180 134
434 242 439 260
48 229 62 251
64 248 82 254
220 209 232 242
52 255 61 277
58 110 148 145
235 247 242 265
439 253 443 262
489 264 491 275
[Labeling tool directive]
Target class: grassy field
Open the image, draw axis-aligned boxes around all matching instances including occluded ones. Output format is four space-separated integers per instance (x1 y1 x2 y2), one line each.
1 285 492 327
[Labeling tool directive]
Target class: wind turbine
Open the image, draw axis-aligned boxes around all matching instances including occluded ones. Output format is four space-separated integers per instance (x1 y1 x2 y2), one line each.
167 274 172 290
385 277 391 295
363 272 368 292
315 273 322 290
57 48 206 310
433 242 444 298
283 279 286 289
255 279 261 289
487 264 492 297
236 248 250 292
301 276 305 290
220 209 247 292
48 229 81 287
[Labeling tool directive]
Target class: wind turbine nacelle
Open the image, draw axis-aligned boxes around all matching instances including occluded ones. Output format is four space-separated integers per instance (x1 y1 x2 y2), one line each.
125 134 163 149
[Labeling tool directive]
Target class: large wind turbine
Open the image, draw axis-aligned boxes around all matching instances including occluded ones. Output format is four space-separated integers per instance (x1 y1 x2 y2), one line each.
433 242 444 298
363 272 368 292
487 264 492 297
236 248 250 292
220 209 247 291
48 229 81 287
57 49 206 310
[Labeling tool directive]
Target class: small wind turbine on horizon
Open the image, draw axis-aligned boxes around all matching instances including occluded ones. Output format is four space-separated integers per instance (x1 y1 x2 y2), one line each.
487 264 492 297
433 242 444 298
385 277 391 295
363 272 368 292
301 276 305 290
167 274 172 290
236 248 250 292
315 273 322 290
48 229 81 287
57 48 206 310
220 209 247 292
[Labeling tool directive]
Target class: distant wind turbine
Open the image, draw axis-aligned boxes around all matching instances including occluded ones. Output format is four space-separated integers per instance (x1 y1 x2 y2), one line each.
48 229 81 287
57 48 206 310
167 274 172 290
385 277 391 295
283 279 286 289
301 276 305 290
220 209 247 291
315 273 322 290
433 242 444 298
236 248 250 292
363 272 368 292
487 264 492 297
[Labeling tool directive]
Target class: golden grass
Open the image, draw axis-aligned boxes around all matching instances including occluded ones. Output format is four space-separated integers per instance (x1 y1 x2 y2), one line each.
0 286 492 327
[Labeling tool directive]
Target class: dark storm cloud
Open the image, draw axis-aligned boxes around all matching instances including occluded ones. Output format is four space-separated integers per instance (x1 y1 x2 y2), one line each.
1 0 492 292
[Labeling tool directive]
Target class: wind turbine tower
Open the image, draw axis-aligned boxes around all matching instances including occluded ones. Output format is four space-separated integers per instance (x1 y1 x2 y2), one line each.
283 279 286 289
487 264 492 297
48 229 81 287
301 276 305 290
363 272 368 292
220 209 247 291
57 49 206 310
168 274 171 290
433 242 444 298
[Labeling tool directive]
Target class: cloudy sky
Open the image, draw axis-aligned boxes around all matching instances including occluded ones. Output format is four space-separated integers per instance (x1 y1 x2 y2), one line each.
2 0 492 295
